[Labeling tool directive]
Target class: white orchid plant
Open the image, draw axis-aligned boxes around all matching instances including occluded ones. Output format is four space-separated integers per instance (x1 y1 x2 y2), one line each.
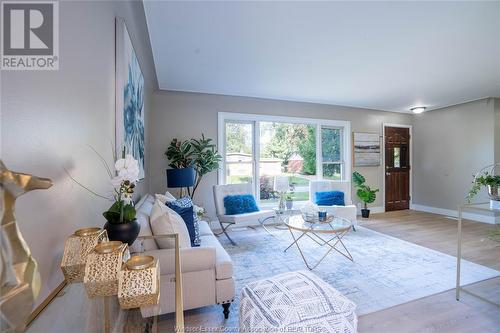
66 148 140 224
103 154 140 224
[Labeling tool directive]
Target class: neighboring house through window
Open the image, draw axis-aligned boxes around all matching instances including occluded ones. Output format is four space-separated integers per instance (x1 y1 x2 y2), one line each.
218 112 351 204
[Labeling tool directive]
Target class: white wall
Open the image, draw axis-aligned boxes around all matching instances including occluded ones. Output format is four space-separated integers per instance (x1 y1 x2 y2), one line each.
1 0 156 306
412 98 496 212
150 90 412 218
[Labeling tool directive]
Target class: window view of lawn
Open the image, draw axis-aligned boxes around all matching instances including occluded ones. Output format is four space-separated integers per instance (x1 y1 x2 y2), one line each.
225 120 343 204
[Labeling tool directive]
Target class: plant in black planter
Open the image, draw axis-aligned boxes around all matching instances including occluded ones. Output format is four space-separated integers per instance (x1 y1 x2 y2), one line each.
66 150 141 245
353 171 379 218
165 135 221 200
102 154 140 245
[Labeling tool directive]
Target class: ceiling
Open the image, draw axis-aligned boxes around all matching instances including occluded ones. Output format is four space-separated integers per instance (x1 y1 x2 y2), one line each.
143 1 500 113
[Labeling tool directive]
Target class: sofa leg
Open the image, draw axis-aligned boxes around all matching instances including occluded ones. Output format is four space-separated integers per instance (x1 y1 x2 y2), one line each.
222 303 231 319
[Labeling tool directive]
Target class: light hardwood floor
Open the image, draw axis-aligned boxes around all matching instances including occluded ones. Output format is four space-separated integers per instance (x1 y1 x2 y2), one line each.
161 210 500 332
362 210 499 270
359 210 500 333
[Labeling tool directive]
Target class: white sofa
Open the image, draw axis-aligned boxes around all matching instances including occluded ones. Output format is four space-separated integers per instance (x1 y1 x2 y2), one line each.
309 180 357 229
133 195 235 318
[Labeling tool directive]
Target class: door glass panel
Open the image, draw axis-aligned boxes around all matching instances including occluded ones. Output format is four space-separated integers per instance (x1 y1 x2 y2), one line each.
225 122 253 184
393 147 401 168
258 122 315 203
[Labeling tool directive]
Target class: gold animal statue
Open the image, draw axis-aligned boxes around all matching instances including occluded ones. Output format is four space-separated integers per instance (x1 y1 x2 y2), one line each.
0 160 53 332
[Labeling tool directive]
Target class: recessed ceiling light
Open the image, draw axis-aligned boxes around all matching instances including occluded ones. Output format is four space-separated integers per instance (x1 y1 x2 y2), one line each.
410 106 426 114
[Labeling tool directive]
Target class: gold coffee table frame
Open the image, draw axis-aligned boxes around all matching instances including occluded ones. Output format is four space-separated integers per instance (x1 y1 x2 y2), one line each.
284 215 353 270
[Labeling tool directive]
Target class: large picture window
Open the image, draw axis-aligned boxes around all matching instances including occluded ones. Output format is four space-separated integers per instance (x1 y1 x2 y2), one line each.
219 113 351 205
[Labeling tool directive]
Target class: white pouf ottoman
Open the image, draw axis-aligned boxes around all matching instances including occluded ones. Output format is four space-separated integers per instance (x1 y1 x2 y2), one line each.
240 271 357 333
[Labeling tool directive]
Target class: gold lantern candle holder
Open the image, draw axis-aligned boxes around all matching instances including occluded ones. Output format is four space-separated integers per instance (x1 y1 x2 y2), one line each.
60 227 108 283
83 241 129 298
118 255 160 309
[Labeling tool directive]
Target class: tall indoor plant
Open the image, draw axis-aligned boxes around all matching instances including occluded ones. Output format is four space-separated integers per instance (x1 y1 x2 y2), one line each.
352 171 379 218
165 138 196 197
165 134 221 199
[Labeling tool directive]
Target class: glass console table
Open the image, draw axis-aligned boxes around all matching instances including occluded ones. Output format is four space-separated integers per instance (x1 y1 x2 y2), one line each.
27 283 156 332
456 202 500 306
27 234 184 333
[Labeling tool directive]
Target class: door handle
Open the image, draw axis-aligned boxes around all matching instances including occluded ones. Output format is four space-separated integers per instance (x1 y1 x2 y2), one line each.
386 172 390 176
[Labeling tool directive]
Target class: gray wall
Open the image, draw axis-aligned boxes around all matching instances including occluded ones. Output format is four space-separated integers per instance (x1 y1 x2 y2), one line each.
1 0 156 305
495 98 500 164
412 98 496 210
150 90 412 218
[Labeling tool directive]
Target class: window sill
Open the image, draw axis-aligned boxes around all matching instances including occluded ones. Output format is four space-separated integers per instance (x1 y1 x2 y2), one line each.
259 200 310 210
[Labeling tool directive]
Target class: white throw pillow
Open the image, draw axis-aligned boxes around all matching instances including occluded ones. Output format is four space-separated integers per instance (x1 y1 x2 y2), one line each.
150 199 191 249
155 191 176 204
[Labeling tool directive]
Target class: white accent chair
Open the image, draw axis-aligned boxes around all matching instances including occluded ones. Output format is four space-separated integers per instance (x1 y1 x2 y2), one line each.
309 180 358 230
213 183 275 245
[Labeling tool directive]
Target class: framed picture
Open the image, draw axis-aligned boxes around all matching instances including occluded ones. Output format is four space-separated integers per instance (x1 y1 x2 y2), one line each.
353 132 380 167
115 18 145 179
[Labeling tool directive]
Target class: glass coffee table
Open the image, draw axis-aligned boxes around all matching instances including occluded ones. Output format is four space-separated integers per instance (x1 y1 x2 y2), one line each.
273 208 301 229
284 215 353 270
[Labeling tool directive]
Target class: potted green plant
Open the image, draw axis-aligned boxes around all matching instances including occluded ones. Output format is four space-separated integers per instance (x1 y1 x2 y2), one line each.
352 171 379 218
467 170 500 205
190 135 222 199
165 138 196 196
165 134 221 199
285 193 294 210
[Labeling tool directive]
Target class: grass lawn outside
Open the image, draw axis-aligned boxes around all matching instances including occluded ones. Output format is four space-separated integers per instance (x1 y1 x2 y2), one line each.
288 175 311 186
260 191 309 204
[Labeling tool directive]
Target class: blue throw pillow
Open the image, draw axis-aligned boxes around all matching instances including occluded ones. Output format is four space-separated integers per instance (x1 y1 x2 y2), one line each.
166 197 200 247
224 194 259 215
315 191 345 206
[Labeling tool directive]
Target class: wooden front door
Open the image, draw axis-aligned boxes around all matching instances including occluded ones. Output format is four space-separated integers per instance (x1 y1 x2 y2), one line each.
385 126 410 211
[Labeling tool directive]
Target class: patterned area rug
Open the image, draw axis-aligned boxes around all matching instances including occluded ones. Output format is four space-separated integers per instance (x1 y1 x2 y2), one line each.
217 225 499 328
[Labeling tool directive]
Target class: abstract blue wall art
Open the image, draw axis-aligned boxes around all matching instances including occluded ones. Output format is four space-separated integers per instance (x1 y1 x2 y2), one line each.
115 18 145 179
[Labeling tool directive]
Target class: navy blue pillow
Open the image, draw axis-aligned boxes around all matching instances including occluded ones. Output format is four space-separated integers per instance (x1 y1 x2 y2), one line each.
166 197 200 247
224 194 259 215
315 191 345 206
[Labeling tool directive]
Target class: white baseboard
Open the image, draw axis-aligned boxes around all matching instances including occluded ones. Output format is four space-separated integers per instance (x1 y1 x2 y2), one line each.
357 206 385 215
410 204 498 224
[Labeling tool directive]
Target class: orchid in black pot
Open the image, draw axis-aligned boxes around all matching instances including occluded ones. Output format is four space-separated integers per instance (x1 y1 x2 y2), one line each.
101 154 141 245
67 149 141 245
